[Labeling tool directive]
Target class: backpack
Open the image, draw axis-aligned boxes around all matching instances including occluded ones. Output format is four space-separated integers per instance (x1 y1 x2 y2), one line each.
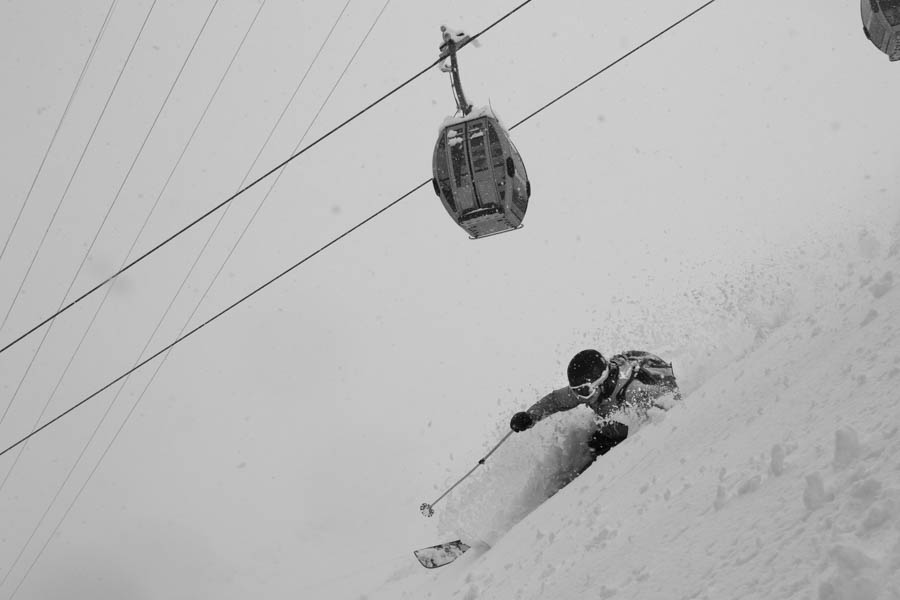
614 350 678 391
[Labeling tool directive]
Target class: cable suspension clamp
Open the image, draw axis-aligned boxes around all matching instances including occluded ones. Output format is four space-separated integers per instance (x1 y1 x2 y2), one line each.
438 25 474 116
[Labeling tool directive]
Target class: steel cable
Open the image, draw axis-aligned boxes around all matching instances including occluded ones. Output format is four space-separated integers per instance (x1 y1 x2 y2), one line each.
0 5 266 572
0 0 118 273
0 0 159 337
1 3 389 596
0 0 160 431
0 0 219 435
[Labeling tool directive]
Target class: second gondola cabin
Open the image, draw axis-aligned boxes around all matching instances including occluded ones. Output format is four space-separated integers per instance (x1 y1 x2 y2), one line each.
432 106 531 239
862 0 900 60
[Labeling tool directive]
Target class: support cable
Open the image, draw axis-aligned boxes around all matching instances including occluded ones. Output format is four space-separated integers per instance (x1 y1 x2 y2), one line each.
0 0 159 337
0 180 428 461
0 0 537 356
0 0 118 274
2 3 389 596
0 0 218 433
228 0 354 223
189 0 390 334
0 0 262 507
509 0 718 130
0 5 270 587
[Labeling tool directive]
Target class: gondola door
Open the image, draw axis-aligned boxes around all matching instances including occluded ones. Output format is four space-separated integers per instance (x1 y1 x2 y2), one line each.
446 124 479 214
467 120 499 211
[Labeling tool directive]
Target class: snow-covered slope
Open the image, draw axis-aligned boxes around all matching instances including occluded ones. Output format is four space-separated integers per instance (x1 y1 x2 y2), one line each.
367 213 900 600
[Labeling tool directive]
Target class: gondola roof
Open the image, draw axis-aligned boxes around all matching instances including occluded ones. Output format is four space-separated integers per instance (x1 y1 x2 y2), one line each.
438 105 507 132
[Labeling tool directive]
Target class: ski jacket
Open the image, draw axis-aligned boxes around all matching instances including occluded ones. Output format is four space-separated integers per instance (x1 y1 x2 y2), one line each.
525 350 679 424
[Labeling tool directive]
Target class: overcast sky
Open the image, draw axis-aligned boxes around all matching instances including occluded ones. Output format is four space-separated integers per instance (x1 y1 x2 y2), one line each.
0 0 898 598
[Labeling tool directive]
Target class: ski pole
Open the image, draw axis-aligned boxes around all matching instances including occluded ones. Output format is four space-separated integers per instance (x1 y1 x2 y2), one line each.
420 431 513 517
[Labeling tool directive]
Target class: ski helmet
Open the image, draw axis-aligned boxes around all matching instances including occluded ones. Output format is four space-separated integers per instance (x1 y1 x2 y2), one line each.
567 349 609 387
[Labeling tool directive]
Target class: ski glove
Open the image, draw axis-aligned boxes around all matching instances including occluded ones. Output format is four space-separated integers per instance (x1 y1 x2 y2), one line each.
510 411 534 432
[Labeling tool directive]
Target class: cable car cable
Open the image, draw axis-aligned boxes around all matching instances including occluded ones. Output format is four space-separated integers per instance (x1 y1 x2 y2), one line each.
1 0 343 495
0 2 268 583
0 0 219 433
187 0 389 339
508 0 719 131
0 0 537 358
0 0 265 506
0 181 428 462
225 0 353 227
0 0 118 271
0 0 718 462
0 0 160 433
0 0 160 338
2 5 391 593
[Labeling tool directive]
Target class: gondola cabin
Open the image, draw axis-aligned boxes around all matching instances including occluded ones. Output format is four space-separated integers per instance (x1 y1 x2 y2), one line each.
862 0 900 60
432 107 530 239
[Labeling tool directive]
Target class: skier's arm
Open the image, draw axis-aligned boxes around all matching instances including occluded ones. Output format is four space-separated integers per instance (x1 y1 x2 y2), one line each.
525 387 582 423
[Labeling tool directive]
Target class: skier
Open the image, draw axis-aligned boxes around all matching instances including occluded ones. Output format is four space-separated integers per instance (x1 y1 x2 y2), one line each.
415 350 681 563
509 349 680 459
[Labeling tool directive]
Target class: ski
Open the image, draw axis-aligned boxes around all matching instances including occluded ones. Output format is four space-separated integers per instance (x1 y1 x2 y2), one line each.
413 540 470 568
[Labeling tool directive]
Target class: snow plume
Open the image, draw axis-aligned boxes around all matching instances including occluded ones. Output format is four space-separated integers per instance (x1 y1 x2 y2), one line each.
591 223 893 398
438 407 597 546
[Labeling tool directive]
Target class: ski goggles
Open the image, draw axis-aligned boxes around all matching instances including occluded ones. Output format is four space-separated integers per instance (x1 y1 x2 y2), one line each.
569 365 610 399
